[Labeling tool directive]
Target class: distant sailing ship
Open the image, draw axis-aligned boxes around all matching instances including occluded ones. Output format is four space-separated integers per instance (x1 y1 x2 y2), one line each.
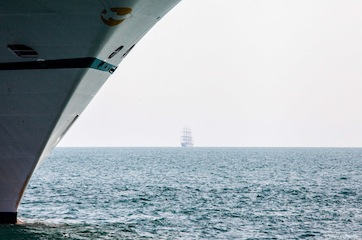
181 127 194 147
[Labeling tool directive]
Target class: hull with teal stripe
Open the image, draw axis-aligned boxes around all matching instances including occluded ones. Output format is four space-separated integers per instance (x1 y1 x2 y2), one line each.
0 0 181 223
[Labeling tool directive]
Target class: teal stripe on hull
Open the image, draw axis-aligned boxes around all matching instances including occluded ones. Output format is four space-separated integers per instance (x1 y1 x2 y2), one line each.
0 57 117 74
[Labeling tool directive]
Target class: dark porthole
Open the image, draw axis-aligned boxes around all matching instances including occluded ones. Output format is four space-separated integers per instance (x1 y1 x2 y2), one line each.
8 44 38 58
122 44 135 58
108 46 124 59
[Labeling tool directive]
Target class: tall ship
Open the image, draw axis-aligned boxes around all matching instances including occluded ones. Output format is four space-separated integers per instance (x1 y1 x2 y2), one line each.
181 127 194 147
0 0 181 223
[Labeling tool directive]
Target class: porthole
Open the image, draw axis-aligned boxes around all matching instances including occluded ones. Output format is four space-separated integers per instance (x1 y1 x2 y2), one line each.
7 44 38 58
122 44 135 58
108 46 124 59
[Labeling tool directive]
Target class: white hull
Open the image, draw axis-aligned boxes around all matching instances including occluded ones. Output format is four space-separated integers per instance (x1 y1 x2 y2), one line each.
181 143 194 147
0 0 180 223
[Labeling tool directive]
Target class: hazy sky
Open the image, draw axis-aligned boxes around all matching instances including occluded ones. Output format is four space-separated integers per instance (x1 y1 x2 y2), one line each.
59 0 362 147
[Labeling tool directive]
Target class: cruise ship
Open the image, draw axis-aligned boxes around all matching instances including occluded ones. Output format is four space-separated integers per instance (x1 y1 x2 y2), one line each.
0 0 181 223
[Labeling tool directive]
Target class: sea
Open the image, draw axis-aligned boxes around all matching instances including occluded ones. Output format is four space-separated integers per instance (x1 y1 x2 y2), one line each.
1 147 362 239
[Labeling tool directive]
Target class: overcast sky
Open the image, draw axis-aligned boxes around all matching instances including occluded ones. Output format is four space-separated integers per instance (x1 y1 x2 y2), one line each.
59 0 362 147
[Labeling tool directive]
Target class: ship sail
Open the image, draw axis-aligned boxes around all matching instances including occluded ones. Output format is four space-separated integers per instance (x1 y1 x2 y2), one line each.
181 127 194 147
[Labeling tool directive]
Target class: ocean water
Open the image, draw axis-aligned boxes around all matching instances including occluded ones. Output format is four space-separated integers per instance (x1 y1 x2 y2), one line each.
1 147 362 239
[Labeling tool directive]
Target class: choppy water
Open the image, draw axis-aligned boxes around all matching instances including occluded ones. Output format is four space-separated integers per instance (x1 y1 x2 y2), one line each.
2 148 362 239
